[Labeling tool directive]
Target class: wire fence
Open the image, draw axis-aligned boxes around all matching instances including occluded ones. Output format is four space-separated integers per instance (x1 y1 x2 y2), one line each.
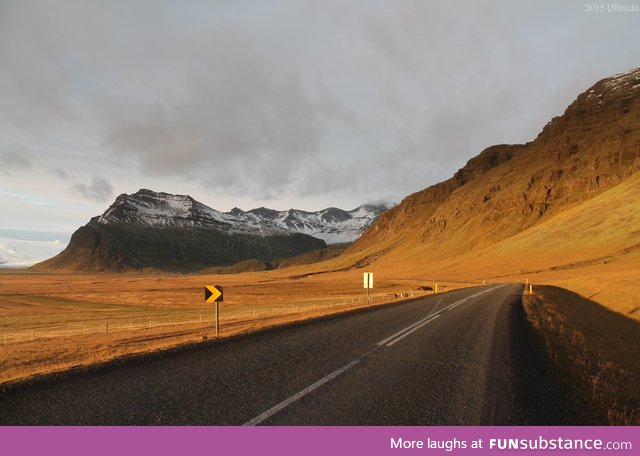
1 290 430 346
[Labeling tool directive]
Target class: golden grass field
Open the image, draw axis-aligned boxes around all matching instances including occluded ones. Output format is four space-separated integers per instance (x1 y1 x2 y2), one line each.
0 269 468 384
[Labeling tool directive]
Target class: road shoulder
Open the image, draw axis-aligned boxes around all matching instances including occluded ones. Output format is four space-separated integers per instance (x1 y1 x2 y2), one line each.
523 285 640 425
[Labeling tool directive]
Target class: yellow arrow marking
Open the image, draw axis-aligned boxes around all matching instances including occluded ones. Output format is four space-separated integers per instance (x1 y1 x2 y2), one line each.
205 285 223 303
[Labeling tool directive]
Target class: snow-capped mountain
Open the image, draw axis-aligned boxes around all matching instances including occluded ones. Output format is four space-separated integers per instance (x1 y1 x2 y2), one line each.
34 189 390 272
0 238 66 268
98 189 390 244
240 205 390 244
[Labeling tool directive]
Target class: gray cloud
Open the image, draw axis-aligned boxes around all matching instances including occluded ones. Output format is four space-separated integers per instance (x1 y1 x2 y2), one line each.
49 168 70 180
0 145 33 175
1 0 639 235
71 177 114 203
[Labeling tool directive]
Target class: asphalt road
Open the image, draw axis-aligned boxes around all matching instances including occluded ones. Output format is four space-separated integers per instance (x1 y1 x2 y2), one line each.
0 283 567 425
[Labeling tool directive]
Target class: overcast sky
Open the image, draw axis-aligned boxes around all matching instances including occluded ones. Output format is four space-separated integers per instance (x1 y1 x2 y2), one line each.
1 0 639 242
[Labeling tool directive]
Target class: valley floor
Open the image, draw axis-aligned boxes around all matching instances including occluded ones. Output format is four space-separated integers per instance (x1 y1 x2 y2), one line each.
1 240 638 386
0 269 465 383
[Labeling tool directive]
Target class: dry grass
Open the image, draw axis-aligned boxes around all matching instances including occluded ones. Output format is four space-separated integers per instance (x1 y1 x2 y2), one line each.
0 270 466 384
523 286 640 425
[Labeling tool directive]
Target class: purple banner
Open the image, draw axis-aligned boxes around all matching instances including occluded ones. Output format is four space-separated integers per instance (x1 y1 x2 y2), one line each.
1 426 637 456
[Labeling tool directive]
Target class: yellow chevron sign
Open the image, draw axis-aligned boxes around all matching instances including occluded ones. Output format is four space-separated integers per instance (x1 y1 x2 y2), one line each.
204 285 223 303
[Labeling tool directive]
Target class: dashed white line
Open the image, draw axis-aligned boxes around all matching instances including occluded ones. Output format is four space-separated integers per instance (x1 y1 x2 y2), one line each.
243 360 360 426
376 287 501 346
378 284 504 344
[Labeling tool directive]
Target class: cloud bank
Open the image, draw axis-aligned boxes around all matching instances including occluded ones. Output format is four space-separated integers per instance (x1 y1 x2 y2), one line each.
0 0 639 238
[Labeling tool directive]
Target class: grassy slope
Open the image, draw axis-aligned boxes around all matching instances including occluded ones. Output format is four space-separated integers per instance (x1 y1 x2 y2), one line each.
400 171 639 318
275 171 640 319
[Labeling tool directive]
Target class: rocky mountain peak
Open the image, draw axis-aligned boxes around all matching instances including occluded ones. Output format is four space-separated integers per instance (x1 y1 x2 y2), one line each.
95 189 389 244
319 207 351 224
97 189 203 227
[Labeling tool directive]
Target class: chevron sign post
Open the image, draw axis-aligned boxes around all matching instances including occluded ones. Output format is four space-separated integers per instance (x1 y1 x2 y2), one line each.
204 285 224 336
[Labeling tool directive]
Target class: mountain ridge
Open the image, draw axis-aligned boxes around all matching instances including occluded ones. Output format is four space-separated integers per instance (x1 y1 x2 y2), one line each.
34 190 389 272
98 189 390 245
347 67 640 260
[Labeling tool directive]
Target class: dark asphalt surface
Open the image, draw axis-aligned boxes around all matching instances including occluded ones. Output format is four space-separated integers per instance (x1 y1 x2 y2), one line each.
0 283 566 425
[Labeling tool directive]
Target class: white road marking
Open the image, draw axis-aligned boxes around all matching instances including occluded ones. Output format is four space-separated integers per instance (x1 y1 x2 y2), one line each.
376 314 438 346
377 298 461 345
386 315 440 346
243 360 360 426
244 283 508 425
379 284 504 343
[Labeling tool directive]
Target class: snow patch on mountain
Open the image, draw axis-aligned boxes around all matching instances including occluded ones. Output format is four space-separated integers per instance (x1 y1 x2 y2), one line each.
97 189 391 244
252 206 389 244
0 238 66 268
603 67 640 92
